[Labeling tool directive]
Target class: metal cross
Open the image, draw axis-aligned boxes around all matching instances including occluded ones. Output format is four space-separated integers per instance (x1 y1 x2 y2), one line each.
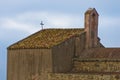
40 21 44 29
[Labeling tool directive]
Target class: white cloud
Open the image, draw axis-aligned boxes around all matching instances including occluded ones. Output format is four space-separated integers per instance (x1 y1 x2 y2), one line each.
99 16 120 27
16 11 84 28
0 11 83 34
1 18 39 33
1 11 120 36
0 11 84 43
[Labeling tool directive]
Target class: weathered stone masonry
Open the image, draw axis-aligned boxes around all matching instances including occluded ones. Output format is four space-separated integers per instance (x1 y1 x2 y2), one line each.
73 59 120 72
7 8 120 80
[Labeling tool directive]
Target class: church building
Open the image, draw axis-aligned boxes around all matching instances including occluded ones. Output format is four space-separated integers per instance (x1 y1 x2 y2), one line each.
7 8 120 80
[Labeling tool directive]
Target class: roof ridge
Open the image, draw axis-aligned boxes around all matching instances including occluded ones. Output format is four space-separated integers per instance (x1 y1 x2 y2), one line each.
43 28 84 30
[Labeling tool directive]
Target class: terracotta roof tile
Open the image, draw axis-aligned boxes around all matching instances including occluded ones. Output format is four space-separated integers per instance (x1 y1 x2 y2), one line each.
79 48 120 59
8 28 84 49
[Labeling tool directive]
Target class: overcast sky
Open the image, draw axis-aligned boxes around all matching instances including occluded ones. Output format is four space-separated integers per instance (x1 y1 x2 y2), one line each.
1 0 120 80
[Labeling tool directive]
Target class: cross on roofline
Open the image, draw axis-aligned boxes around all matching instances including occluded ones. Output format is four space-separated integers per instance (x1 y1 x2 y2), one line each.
40 21 44 29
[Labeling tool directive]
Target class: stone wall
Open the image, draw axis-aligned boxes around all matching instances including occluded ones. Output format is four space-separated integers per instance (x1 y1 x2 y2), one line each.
75 32 86 56
7 49 52 80
48 73 120 80
52 36 75 73
73 60 120 72
31 73 120 80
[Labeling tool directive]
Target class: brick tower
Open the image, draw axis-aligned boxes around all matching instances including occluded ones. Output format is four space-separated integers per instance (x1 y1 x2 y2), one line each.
85 8 99 49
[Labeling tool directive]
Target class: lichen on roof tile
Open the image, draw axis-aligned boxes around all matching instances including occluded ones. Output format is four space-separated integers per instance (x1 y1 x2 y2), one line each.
8 28 84 49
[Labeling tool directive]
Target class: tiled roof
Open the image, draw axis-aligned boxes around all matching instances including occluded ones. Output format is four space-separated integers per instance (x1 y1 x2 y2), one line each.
79 48 120 59
8 28 84 49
